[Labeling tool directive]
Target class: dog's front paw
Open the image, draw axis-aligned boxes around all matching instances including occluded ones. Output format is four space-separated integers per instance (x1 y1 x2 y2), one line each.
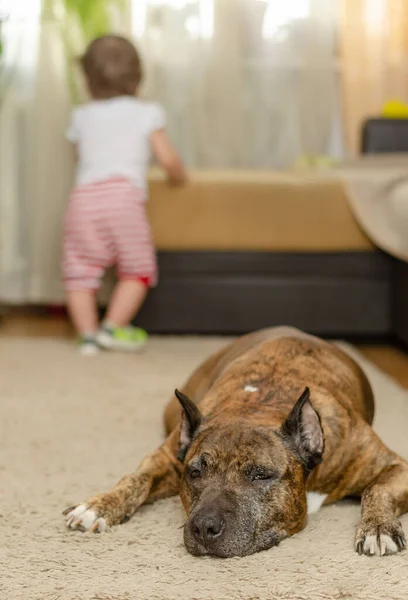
355 519 407 556
63 503 108 533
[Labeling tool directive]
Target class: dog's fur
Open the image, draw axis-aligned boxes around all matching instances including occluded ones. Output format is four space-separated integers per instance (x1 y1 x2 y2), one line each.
64 327 408 557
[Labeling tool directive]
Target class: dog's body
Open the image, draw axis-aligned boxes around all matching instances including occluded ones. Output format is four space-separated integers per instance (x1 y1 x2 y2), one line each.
64 327 408 557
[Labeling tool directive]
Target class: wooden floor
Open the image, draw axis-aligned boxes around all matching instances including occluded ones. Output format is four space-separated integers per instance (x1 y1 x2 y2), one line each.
2 314 408 389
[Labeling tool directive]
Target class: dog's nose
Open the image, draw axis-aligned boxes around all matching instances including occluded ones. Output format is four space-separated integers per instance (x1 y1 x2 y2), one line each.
191 512 225 545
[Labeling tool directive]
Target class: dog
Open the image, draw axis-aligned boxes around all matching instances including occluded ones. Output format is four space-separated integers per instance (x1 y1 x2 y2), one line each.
64 327 408 557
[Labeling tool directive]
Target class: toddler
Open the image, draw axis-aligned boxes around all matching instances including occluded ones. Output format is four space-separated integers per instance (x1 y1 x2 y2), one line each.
63 35 186 355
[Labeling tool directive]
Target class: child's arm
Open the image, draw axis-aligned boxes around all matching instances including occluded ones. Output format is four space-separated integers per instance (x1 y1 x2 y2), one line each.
151 129 187 185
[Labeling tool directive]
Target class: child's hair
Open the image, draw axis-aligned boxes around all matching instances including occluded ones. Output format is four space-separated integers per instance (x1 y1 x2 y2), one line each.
80 35 142 99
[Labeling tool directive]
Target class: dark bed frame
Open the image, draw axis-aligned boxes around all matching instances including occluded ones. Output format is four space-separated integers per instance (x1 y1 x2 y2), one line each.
133 250 394 338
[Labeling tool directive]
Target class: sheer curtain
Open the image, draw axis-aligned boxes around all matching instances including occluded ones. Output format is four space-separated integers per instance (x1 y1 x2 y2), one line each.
0 1 42 302
340 0 408 154
135 0 343 168
0 1 129 303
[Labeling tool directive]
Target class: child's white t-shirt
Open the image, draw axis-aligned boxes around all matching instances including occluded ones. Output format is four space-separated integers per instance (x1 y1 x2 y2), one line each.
66 96 166 196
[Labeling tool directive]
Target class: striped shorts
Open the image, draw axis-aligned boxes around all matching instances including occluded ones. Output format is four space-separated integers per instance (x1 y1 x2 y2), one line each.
63 178 157 291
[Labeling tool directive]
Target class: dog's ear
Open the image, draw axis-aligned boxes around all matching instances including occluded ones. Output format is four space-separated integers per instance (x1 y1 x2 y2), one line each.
174 389 203 463
280 387 324 471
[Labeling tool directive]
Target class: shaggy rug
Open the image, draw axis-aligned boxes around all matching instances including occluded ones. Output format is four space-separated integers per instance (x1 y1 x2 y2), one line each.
0 336 408 600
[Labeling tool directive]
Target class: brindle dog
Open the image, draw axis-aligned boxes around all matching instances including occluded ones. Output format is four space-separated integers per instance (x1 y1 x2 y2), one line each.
64 327 408 557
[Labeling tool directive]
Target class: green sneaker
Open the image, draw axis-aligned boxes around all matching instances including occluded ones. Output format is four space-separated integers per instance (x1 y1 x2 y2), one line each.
96 325 148 352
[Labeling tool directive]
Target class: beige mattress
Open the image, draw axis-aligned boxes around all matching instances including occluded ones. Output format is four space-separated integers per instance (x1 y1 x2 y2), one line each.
147 170 373 252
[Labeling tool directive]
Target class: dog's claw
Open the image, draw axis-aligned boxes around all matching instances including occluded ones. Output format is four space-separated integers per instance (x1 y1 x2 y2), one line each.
64 503 108 533
62 506 77 516
395 534 407 550
355 520 406 556
72 517 83 529
356 540 364 555
89 521 100 533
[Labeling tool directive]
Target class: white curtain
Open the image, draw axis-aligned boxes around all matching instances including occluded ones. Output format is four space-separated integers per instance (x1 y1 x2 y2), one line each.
0 0 343 303
0 1 128 304
0 2 74 303
136 0 344 168
0 2 42 303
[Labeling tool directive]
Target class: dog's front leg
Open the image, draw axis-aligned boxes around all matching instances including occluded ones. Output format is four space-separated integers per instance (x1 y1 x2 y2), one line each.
63 435 181 533
355 458 408 556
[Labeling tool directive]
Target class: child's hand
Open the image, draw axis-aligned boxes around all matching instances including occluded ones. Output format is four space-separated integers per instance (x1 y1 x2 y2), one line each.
151 129 187 186
168 168 188 186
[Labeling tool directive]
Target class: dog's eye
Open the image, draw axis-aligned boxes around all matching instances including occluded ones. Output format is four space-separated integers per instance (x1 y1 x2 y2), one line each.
190 468 201 479
188 456 207 480
246 468 276 482
253 472 273 481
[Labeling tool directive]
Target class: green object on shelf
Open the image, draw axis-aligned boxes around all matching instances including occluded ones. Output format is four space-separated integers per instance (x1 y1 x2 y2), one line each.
293 154 338 171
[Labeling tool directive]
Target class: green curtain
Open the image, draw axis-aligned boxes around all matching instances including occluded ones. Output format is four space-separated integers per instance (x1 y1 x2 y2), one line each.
42 0 129 102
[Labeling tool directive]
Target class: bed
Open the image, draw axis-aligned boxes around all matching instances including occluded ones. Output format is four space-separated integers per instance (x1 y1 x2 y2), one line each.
133 170 392 336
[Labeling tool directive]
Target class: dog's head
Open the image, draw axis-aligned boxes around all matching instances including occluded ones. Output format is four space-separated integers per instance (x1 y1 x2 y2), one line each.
175 387 324 557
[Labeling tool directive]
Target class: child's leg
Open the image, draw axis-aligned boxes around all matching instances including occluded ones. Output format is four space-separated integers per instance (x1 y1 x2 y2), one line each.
66 288 100 355
66 289 99 335
63 182 112 352
104 279 147 327
97 185 157 351
97 278 150 352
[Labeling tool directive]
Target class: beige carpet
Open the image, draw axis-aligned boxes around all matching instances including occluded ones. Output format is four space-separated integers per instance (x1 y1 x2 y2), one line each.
1 337 408 600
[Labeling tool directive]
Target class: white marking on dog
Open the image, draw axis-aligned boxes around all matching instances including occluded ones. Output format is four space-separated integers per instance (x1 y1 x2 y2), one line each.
244 385 258 393
65 504 107 532
306 492 328 514
363 534 398 556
